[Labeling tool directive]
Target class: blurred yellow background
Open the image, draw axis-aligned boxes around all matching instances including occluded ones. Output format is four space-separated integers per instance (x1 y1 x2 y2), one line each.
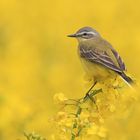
0 0 140 139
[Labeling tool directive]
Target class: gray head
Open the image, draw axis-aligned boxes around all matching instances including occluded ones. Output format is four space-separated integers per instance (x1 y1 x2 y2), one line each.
68 27 100 41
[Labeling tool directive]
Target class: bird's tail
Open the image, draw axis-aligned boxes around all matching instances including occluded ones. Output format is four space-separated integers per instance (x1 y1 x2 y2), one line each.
119 72 134 87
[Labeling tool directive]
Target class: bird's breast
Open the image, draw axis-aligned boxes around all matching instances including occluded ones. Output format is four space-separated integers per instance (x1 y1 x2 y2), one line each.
80 57 116 81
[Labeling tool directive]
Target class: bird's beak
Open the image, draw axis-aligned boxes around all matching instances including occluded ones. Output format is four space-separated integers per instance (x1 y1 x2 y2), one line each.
67 34 77 37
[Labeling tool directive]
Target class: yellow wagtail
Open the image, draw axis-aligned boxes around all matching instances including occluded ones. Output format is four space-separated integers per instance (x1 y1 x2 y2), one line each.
68 27 133 95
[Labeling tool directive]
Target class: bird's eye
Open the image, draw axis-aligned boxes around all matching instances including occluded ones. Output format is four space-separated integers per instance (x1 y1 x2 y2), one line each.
83 32 88 36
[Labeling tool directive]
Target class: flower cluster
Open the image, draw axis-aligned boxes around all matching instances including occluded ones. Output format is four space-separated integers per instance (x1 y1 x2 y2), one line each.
51 76 137 140
24 132 46 140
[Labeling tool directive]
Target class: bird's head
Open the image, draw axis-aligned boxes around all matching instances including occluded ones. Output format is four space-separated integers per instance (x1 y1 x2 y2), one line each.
68 26 101 42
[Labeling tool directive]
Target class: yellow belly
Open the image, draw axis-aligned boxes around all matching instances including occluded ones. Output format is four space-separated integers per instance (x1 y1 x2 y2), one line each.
80 58 117 82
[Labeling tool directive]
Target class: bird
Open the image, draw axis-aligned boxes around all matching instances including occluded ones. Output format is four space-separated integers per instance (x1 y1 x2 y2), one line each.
68 27 134 92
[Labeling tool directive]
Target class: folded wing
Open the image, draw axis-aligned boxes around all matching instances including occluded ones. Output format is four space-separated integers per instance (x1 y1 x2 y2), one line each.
79 45 126 73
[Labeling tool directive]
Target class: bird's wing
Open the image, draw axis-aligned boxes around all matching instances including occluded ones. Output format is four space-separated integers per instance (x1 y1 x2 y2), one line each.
79 45 125 73
111 48 126 71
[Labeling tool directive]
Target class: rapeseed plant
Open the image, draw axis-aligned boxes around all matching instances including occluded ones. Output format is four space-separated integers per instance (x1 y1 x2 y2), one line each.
51 75 137 140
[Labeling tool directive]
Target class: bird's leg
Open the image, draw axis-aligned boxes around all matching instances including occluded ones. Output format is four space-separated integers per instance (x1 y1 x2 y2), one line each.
83 81 97 101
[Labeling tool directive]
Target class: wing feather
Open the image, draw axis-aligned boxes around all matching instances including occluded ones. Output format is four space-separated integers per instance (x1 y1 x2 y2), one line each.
111 49 126 71
80 46 124 73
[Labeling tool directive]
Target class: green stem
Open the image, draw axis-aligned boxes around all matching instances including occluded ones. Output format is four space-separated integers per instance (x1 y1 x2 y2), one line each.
71 134 76 140
76 106 82 117
90 88 102 97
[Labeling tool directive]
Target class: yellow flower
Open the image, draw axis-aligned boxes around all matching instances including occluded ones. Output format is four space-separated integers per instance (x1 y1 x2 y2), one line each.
53 93 67 104
79 111 90 122
50 75 138 140
57 111 67 120
64 118 73 128
99 117 104 124
87 123 99 135
97 126 107 138
109 104 116 112
50 134 56 140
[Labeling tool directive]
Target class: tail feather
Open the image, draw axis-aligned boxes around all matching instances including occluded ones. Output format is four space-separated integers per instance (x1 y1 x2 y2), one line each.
119 72 134 86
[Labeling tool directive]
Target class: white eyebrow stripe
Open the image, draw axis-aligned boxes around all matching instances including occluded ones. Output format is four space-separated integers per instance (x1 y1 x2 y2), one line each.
77 31 97 36
86 31 97 35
